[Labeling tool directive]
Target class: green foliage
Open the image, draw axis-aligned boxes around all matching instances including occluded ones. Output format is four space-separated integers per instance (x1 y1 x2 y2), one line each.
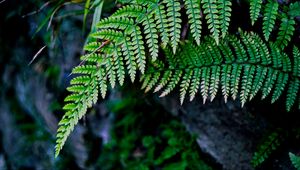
96 94 214 170
55 0 300 156
262 0 278 41
251 130 283 167
142 33 299 107
249 0 262 25
249 0 298 47
289 152 300 170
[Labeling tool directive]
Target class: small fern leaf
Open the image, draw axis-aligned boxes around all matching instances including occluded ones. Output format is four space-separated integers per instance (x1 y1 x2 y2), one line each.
289 152 300 170
249 66 268 100
229 36 247 62
271 73 288 103
230 64 242 100
218 0 232 38
180 69 193 104
240 65 256 107
293 46 300 76
262 69 278 99
121 36 137 82
184 0 202 45
113 46 125 86
221 65 232 103
142 14 159 61
160 70 183 97
105 54 117 88
202 0 220 44
288 1 300 18
154 70 173 92
250 0 262 25
154 3 170 48
145 72 161 92
165 0 182 53
251 131 282 167
275 17 295 49
286 79 299 111
210 66 221 101
189 68 201 101
141 74 152 90
263 0 279 41
201 67 211 104
241 32 260 63
127 25 146 73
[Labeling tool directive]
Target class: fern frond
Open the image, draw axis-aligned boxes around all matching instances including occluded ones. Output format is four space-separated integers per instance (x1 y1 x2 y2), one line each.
55 58 103 157
160 70 183 97
184 0 202 45
142 33 300 109
154 2 169 48
142 14 159 61
250 0 262 25
189 68 201 101
218 0 231 38
249 66 268 100
240 65 256 106
209 66 221 101
288 1 300 18
251 130 282 167
221 65 232 102
180 69 193 104
275 17 295 49
164 0 182 53
202 0 220 44
287 46 300 110
262 0 279 41
289 152 300 170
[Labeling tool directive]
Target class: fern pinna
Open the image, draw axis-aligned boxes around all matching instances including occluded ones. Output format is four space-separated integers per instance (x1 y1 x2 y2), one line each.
55 0 300 156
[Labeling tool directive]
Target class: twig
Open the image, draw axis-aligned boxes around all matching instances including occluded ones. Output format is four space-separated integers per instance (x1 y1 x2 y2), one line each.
28 45 47 66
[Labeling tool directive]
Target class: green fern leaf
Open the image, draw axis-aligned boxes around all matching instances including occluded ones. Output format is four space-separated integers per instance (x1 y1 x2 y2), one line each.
271 72 289 103
189 68 201 101
154 3 170 48
275 17 295 49
240 65 256 107
165 0 182 53
121 35 137 82
221 65 232 102
209 66 221 101
249 66 268 100
112 45 126 86
230 64 242 100
145 72 161 92
202 0 220 44
251 131 282 167
293 46 300 77
142 14 159 61
126 25 146 73
286 79 299 111
250 0 262 25
262 0 279 41
180 69 193 104
288 1 300 18
218 0 232 38
154 70 173 92
289 152 300 170
262 69 278 99
229 36 247 62
184 0 202 45
160 70 183 97
201 67 211 103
